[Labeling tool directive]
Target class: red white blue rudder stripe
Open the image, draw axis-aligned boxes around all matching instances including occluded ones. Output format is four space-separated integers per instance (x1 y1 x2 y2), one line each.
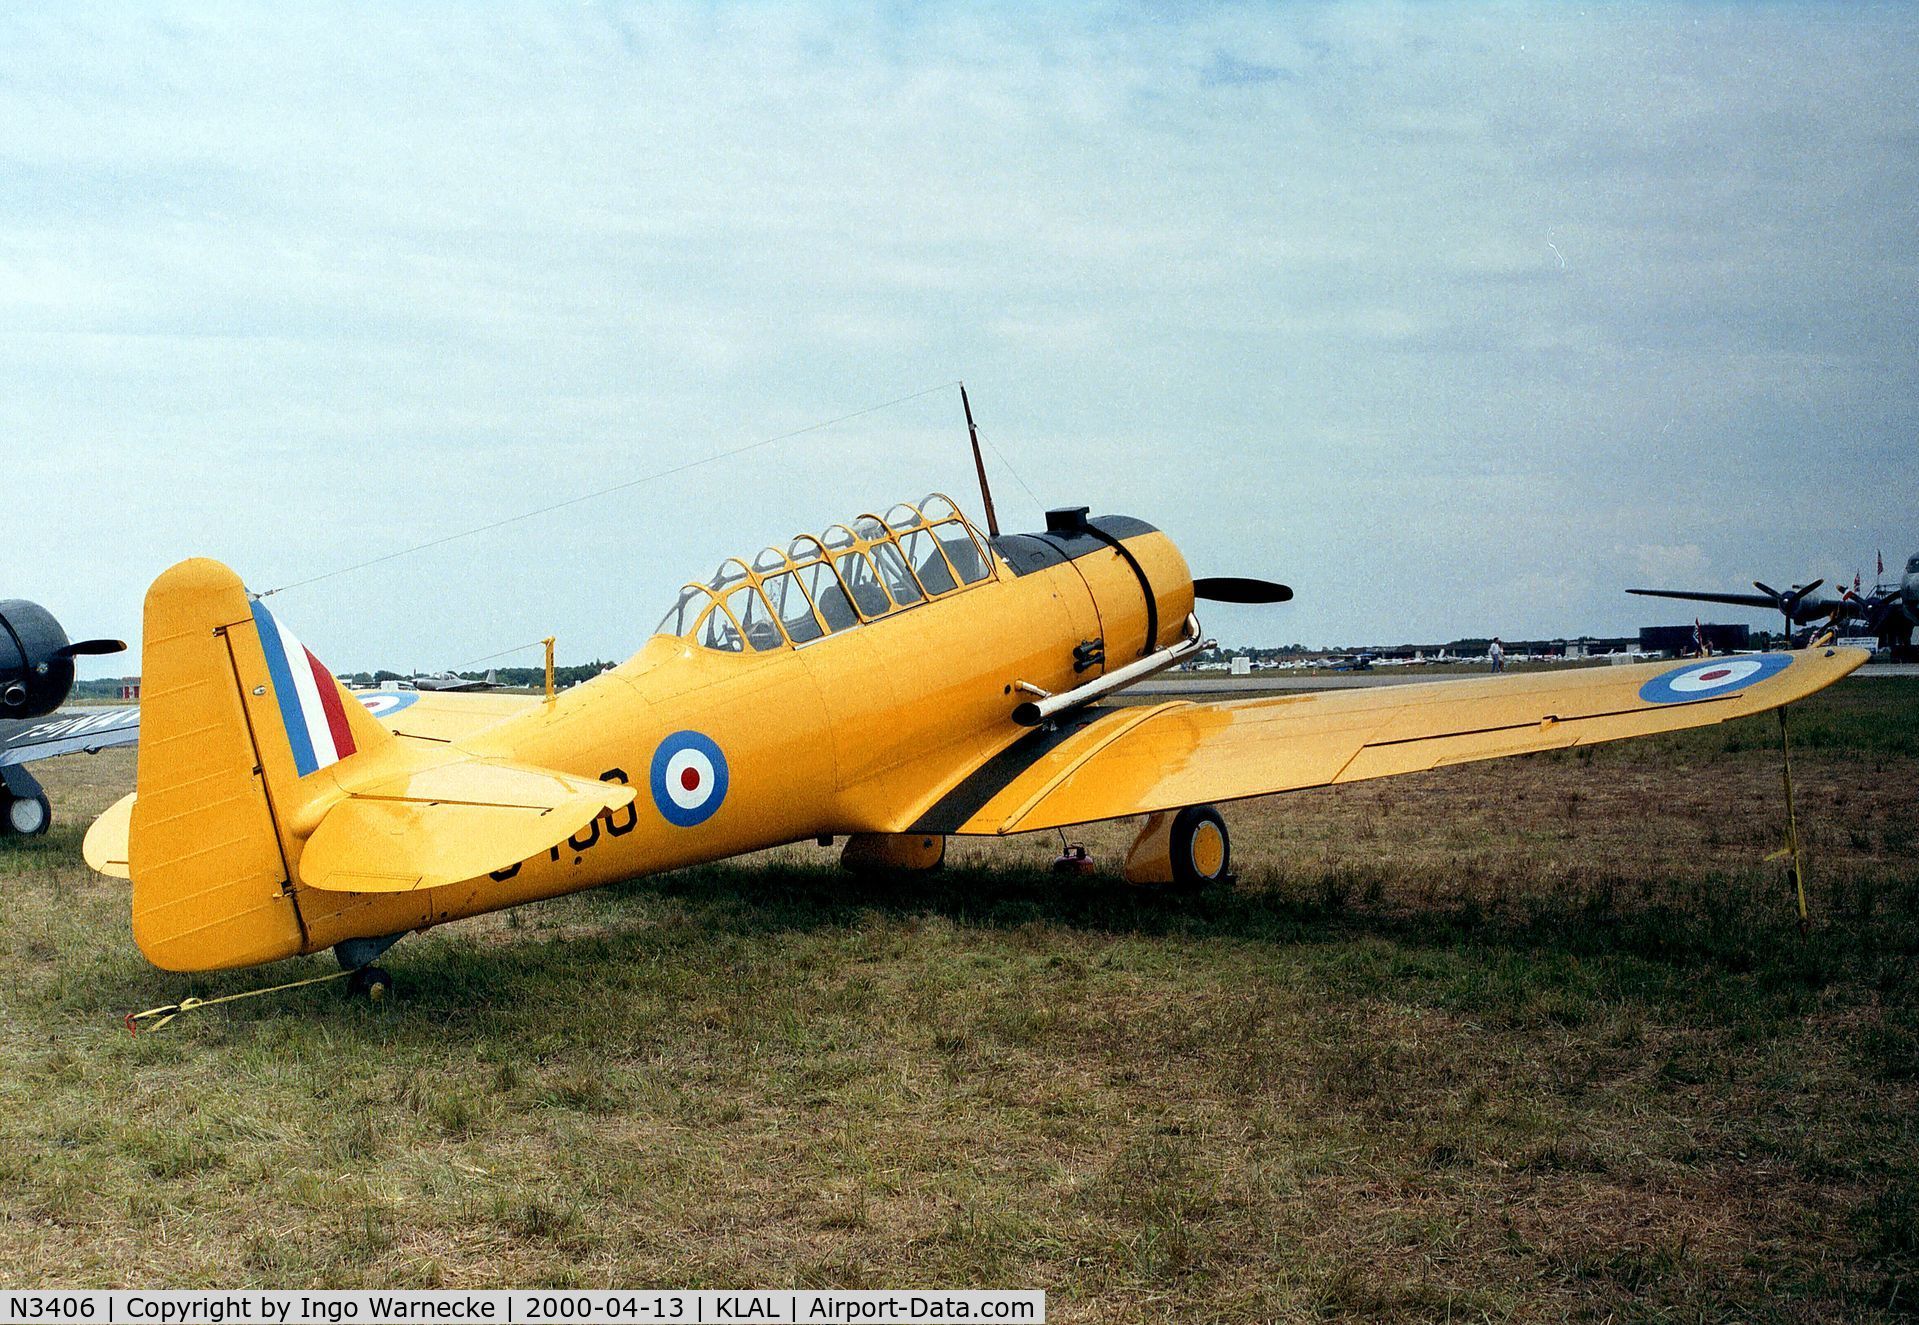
250 598 357 776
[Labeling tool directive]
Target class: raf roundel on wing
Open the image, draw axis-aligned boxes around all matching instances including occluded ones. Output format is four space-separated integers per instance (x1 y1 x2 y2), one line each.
355 691 420 718
1637 653 1794 705
649 730 730 827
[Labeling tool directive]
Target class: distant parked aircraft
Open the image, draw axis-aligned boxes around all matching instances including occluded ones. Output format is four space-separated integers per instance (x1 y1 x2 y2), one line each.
407 669 500 692
0 599 134 836
1629 551 1917 657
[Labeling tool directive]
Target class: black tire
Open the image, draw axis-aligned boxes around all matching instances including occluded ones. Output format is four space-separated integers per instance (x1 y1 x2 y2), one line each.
3 791 52 837
1168 804 1231 888
348 966 393 1002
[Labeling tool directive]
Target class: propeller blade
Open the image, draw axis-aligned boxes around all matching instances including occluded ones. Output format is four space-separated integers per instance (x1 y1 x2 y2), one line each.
1754 581 1781 600
55 638 128 659
1193 576 1293 604
1795 578 1825 601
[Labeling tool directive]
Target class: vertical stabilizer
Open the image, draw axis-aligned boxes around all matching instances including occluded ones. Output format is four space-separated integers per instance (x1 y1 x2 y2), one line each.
128 560 395 971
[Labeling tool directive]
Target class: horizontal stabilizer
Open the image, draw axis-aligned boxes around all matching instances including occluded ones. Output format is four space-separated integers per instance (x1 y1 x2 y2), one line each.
83 791 136 878
299 758 636 893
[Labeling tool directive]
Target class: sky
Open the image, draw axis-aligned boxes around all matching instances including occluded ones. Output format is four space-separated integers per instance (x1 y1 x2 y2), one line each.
5 2 1916 671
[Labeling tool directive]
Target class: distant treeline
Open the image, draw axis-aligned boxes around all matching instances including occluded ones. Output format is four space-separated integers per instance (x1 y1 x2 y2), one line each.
72 678 141 699
339 665 620 690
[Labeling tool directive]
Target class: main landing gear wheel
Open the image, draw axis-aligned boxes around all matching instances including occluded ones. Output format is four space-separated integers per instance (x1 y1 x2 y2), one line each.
1123 803 1234 888
3 791 52 837
348 966 393 1002
1169 804 1231 888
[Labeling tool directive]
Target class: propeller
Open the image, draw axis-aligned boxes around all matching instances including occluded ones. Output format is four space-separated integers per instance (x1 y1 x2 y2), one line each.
1193 576 1293 604
55 639 127 659
1753 579 1824 641
1837 585 1909 637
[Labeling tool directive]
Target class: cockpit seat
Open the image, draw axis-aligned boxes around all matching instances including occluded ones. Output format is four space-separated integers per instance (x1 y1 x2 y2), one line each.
938 538 986 585
818 588 859 633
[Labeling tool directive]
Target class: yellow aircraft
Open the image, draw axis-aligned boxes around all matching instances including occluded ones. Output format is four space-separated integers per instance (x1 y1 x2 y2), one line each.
84 495 1864 997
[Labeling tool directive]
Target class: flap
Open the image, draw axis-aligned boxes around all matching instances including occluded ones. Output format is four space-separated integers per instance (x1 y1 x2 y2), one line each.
298 758 636 893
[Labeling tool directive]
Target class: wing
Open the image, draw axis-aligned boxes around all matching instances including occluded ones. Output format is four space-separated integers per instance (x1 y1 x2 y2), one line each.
1626 587 1783 611
908 649 1865 835
0 706 140 766
352 689 542 744
0 692 534 761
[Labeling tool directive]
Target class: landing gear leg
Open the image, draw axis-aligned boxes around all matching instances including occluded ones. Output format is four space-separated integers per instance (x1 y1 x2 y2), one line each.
334 933 405 1002
1124 804 1234 888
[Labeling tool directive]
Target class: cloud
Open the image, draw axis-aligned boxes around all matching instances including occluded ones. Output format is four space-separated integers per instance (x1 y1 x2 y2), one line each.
1629 543 1711 585
3 4 1916 665
1200 50 1294 88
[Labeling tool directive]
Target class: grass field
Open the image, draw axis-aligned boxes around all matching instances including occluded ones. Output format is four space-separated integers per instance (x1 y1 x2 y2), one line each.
3 681 1916 1322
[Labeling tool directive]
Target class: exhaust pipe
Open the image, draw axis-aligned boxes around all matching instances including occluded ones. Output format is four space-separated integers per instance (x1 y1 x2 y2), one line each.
1013 615 1207 726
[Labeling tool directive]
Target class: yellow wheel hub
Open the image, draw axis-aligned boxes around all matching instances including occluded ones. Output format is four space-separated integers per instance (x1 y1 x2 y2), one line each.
1190 820 1226 877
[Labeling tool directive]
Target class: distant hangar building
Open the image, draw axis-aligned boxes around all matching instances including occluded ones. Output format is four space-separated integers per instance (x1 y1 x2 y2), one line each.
1639 623 1751 657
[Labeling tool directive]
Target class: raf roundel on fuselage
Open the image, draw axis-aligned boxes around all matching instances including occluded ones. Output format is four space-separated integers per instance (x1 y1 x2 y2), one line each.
649 730 730 827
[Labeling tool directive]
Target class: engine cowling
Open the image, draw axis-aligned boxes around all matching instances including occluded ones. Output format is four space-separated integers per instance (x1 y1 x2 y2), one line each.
0 599 125 719
995 508 1197 667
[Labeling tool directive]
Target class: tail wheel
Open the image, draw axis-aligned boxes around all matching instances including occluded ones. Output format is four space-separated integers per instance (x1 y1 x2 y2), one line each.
1169 804 1231 887
348 966 393 1002
4 792 52 837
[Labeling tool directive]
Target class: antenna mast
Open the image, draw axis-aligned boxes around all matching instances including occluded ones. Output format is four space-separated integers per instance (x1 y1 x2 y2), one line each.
960 382 1000 537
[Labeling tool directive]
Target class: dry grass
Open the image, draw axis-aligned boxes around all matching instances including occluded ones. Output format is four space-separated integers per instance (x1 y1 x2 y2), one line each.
1 682 1915 1322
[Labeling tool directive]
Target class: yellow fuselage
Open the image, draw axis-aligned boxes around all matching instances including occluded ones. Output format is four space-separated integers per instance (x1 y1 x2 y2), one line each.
289 521 1195 957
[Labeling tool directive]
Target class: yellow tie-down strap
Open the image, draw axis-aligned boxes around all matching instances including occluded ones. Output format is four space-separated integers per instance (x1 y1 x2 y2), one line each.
124 967 355 1035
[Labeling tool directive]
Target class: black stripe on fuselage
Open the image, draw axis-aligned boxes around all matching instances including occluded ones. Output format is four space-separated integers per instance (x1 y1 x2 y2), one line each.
909 707 1115 834
988 515 1157 577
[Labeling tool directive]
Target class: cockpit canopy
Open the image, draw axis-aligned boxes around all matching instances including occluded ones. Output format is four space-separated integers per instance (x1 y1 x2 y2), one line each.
654 494 998 653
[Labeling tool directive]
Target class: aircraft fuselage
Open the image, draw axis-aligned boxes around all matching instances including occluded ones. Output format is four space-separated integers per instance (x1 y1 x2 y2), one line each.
281 517 1196 960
